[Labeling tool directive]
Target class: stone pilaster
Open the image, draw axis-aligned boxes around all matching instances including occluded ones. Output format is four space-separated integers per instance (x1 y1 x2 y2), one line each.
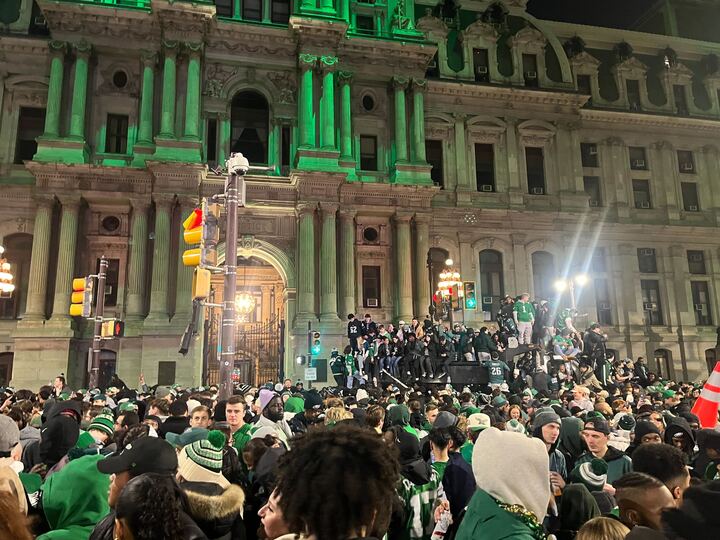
410 78 427 164
21 196 54 322
413 214 431 318
338 209 356 319
338 71 353 163
319 56 338 151
126 198 151 320
183 43 202 141
49 195 81 322
147 194 175 321
217 113 230 167
42 41 67 138
392 76 409 164
394 212 413 322
319 202 341 323
295 203 317 325
298 54 317 149
68 42 92 140
174 196 198 318
136 51 156 145
158 41 178 138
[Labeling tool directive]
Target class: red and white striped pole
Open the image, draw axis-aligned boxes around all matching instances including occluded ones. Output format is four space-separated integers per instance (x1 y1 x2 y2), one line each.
691 361 720 428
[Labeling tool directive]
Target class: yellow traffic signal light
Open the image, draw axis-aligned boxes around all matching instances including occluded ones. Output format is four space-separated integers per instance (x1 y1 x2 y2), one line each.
70 277 94 317
182 207 202 267
182 200 220 268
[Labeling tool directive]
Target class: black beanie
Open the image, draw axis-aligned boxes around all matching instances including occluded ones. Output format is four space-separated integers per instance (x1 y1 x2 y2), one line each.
634 420 661 441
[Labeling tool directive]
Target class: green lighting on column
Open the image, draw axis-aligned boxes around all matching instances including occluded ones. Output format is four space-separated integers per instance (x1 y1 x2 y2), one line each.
69 42 92 139
298 53 317 149
159 41 178 138
183 43 202 140
218 113 230 166
338 71 353 160
320 56 338 150
297 203 316 319
137 51 156 144
392 76 409 163
43 41 66 138
411 78 427 163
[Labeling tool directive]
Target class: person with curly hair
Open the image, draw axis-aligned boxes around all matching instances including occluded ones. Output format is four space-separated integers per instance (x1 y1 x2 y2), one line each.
272 424 400 539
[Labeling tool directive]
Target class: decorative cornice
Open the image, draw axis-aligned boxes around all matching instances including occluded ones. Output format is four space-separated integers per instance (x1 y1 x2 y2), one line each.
581 108 720 135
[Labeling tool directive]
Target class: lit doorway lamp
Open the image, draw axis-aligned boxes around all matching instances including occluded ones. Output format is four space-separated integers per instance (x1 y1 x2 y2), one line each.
0 245 14 297
436 259 463 323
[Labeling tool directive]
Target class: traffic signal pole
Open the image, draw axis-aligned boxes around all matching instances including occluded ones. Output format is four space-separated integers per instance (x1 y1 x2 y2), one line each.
88 256 108 389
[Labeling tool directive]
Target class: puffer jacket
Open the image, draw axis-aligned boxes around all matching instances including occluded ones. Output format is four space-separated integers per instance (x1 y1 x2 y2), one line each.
183 481 247 540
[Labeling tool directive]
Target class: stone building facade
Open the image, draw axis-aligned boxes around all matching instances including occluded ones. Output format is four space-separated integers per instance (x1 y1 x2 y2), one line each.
1 0 719 388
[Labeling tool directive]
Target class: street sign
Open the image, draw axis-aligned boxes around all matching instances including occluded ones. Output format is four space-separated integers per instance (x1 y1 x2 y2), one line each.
304 367 317 381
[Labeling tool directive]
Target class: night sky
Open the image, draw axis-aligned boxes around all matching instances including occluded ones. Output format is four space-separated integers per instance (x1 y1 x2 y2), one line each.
527 0 660 29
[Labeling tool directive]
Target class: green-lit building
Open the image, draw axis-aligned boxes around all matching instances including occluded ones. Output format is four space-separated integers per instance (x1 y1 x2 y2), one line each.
1 0 720 389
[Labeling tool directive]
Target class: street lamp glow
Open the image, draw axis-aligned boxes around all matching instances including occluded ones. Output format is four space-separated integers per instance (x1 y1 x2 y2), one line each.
445 258 453 266
575 274 589 286
554 279 568 292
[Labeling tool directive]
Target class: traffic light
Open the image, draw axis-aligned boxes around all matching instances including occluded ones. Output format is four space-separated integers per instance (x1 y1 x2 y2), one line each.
101 319 125 338
463 281 477 310
182 200 220 268
191 267 211 300
311 331 321 355
70 277 94 317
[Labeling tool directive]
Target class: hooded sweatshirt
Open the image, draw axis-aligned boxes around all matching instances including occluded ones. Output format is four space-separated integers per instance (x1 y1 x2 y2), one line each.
557 417 585 472
37 454 110 540
575 446 632 485
39 401 81 467
663 417 696 462
555 484 600 540
457 428 550 540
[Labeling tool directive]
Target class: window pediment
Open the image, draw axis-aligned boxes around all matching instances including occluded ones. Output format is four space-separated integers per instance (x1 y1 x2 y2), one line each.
613 56 648 77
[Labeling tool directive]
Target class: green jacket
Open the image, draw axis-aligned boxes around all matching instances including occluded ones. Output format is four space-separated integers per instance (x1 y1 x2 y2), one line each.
38 454 110 540
456 489 538 540
232 422 254 453
575 446 633 484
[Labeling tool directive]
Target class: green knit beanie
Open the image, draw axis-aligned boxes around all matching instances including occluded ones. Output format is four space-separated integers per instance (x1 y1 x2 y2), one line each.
88 412 115 438
184 430 226 473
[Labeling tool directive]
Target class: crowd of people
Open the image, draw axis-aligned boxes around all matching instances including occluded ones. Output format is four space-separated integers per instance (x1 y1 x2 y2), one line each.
0 300 719 539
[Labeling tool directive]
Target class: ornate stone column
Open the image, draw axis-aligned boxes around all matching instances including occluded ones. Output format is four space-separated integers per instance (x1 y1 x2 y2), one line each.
319 202 340 322
159 41 178 138
394 212 413 321
136 51 156 145
68 42 92 139
126 198 151 319
410 78 427 163
413 214 431 318
338 209 356 318
217 113 231 166
175 197 198 318
147 195 174 319
183 43 202 140
296 203 317 322
392 76 409 163
319 56 338 150
338 71 353 161
23 196 54 321
43 41 67 138
298 54 317 148
50 196 81 320
453 113 470 190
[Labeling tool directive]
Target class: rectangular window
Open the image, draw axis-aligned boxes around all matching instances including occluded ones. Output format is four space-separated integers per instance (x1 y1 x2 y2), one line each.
627 79 641 110
525 147 545 194
14 107 46 164
633 179 652 209
674 84 689 115
426 52 439 78
691 281 713 326
577 74 592 101
105 114 129 154
629 146 648 170
677 150 695 173
581 143 599 167
425 140 444 188
96 258 120 307
594 278 612 325
271 0 291 24
475 143 495 192
687 250 706 275
473 48 490 82
637 248 657 273
206 118 217 165
281 125 291 174
641 279 663 325
243 0 262 21
583 176 602 207
214 0 233 17
362 266 381 308
158 361 177 386
522 54 539 87
355 15 375 33
591 248 607 273
359 135 378 171
681 182 700 212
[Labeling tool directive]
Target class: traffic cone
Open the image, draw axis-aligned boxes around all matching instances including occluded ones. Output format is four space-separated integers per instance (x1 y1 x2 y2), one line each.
691 361 720 428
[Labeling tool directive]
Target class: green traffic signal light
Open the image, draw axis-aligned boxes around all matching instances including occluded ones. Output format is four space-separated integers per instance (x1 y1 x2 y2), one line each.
466 297 477 309
311 331 321 355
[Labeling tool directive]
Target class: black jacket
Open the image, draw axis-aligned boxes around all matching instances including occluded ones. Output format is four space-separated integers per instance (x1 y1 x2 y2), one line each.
183 482 247 540
39 401 81 467
160 416 191 439
442 452 476 520
90 509 208 540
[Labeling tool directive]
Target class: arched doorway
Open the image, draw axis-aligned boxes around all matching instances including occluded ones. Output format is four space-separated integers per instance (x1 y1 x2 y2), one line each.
531 251 556 301
705 348 717 373
479 249 504 319
0 233 32 319
428 247 450 320
653 349 673 379
230 91 269 165
206 255 286 386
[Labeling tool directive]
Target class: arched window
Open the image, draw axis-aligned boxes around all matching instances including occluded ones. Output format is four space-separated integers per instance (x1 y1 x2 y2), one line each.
653 349 672 379
0 233 32 319
231 91 269 165
705 348 716 374
531 251 555 301
479 249 504 319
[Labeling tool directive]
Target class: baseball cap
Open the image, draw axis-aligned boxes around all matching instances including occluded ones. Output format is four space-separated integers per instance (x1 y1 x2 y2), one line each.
467 413 491 432
97 436 177 475
583 418 610 436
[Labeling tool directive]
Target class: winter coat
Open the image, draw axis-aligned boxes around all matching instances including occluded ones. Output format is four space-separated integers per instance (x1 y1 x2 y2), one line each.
442 452 476 521
557 417 585 472
19 424 41 449
473 332 497 354
456 489 538 540
160 415 191 439
183 481 247 540
251 414 293 449
575 446 633 485
90 509 208 540
39 401 81 467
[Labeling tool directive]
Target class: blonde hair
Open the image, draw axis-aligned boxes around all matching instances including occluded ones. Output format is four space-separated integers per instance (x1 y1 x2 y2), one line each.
574 386 590 397
324 406 353 425
576 517 630 540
